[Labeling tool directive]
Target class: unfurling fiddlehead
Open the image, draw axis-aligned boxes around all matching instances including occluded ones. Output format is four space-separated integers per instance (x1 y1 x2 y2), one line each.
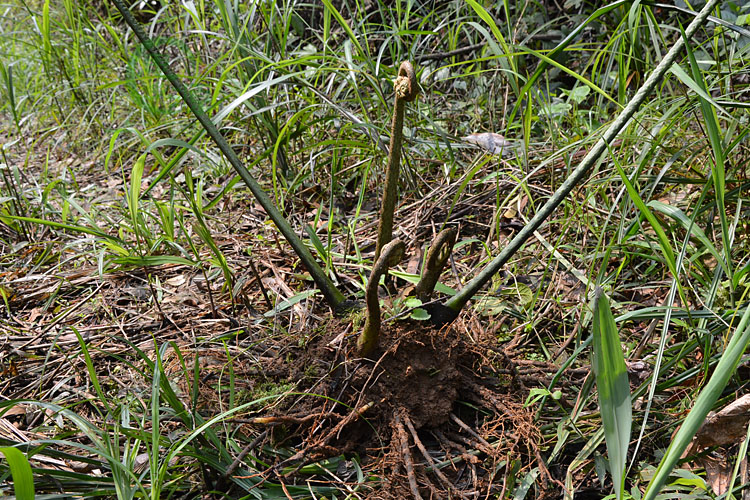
357 239 406 357
374 62 418 263
414 227 457 302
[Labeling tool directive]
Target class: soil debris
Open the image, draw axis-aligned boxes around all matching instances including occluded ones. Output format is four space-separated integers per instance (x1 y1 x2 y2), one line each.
267 319 547 498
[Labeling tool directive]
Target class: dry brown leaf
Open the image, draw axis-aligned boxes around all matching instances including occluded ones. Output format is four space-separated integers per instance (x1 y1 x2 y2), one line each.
165 275 187 287
463 132 511 155
405 245 423 275
690 394 750 451
27 307 44 323
699 453 732 496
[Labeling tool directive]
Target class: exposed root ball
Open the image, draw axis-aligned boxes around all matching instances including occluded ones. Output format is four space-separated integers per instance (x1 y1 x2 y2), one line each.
272 321 546 498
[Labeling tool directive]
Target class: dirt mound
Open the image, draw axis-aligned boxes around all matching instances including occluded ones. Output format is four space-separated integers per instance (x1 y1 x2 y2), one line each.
276 320 547 498
354 323 464 428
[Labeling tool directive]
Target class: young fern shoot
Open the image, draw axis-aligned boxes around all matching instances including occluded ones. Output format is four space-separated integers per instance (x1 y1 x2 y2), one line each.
374 62 418 262
415 227 457 302
358 239 405 357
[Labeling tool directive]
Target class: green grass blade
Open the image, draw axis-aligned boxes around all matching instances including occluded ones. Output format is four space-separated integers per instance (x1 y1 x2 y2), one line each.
112 255 197 267
0 62 20 131
193 216 233 292
150 343 163 500
143 135 205 194
465 0 518 95
667 64 727 116
41 0 51 60
726 421 750 498
2 215 123 242
72 327 112 414
681 25 733 282
612 157 689 309
521 46 619 107
0 446 35 500
643 300 750 499
305 224 330 265
592 288 631 499
263 289 319 318
320 0 364 56
109 0 346 309
647 200 730 278
128 153 145 244
507 0 629 125
443 0 719 317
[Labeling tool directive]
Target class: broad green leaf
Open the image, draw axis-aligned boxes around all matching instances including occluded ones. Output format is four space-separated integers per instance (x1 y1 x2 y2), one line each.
592 288 631 500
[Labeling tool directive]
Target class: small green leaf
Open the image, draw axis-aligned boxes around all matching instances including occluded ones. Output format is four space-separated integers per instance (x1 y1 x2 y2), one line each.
525 387 551 407
410 308 431 321
404 297 423 308
525 388 564 408
474 296 508 316
568 85 590 104
499 283 534 309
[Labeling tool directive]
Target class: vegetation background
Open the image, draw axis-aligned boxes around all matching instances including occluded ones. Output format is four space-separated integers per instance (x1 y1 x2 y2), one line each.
1 0 750 498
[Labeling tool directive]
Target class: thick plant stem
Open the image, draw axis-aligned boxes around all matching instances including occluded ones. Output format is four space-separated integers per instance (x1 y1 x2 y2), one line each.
358 239 405 357
110 0 346 310
374 62 418 262
441 0 720 321
415 227 457 301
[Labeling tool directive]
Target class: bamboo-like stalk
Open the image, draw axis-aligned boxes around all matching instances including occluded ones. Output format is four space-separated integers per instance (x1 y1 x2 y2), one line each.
439 0 720 323
110 0 346 310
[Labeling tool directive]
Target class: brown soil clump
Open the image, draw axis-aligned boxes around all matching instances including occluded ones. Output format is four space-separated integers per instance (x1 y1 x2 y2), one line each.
273 319 548 498
354 323 464 428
